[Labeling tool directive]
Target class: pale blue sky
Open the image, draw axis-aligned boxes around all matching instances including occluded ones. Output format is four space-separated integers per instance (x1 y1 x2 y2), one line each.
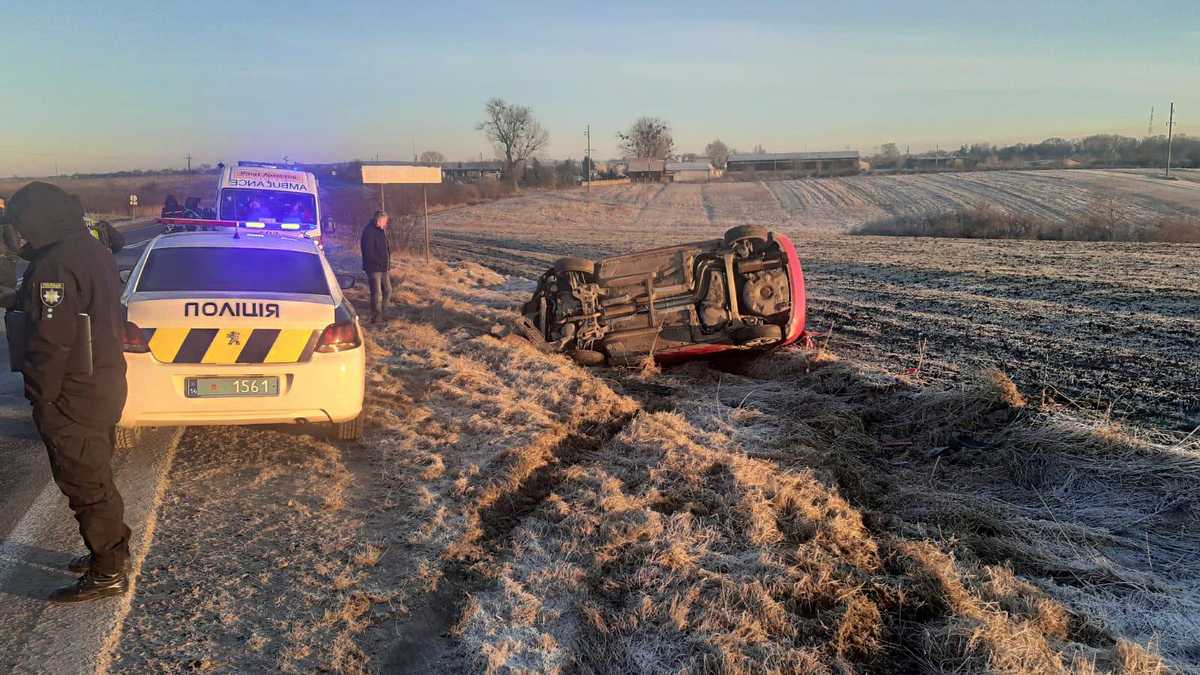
1 0 1196 175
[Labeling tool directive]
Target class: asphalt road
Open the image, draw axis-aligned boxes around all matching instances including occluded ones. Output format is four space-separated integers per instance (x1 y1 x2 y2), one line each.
0 218 177 675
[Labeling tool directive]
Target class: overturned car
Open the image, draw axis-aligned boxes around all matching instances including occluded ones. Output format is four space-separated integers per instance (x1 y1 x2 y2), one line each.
520 226 806 365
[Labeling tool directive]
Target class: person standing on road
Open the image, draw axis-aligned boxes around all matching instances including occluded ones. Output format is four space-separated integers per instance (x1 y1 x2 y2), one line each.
2 182 131 603
0 198 18 294
87 218 125 255
360 210 392 323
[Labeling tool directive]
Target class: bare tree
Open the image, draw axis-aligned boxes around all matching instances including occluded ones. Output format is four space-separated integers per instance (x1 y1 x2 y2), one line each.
705 138 729 169
477 98 549 186
418 150 445 164
618 117 674 159
752 144 767 154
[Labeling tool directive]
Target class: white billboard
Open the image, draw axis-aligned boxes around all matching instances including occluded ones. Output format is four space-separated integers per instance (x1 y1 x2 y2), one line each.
361 164 442 185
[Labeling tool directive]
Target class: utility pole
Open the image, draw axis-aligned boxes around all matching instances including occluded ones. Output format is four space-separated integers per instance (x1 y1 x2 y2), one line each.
423 186 430 263
585 124 591 193
1148 106 1154 136
186 153 192 173
1165 102 1175 179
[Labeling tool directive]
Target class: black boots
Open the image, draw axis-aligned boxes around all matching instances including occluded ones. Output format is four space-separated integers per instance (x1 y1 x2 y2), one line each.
66 554 131 575
49 570 129 603
66 554 93 574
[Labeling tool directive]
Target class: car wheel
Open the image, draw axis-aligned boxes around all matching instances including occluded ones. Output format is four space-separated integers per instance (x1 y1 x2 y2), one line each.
723 225 769 246
115 426 141 450
552 257 596 276
332 414 364 441
732 324 783 348
570 349 606 366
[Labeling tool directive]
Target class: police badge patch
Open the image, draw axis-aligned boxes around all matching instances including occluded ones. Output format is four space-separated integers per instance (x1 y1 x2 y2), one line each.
40 282 65 308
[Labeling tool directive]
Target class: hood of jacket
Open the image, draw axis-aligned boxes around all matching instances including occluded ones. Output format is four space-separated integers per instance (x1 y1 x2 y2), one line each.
5 182 87 250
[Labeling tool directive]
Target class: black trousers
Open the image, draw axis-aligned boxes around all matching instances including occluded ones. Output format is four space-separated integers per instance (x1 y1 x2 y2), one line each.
34 406 130 575
368 271 392 319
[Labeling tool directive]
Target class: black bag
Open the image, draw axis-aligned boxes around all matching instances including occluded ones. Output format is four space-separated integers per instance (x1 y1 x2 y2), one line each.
5 310 94 376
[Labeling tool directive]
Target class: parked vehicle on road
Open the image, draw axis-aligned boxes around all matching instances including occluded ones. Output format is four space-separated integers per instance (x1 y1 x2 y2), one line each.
160 161 325 246
117 228 364 445
520 226 806 365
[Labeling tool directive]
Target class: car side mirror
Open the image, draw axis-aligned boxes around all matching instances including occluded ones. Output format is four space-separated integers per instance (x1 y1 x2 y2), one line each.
119 269 132 284
337 274 356 290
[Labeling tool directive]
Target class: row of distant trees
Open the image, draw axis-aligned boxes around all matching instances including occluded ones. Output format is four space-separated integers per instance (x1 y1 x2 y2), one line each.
477 101 743 184
873 135 1200 169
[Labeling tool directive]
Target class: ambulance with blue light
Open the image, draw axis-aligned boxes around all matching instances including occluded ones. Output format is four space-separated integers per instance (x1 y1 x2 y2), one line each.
161 162 325 246
116 222 366 444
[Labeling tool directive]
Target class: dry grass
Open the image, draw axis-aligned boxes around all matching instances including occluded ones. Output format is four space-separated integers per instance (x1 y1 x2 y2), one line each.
853 207 1200 243
443 345 1190 673
112 236 1192 673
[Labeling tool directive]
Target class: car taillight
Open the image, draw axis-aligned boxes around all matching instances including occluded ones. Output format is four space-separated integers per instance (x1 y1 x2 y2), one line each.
315 321 361 353
123 321 150 353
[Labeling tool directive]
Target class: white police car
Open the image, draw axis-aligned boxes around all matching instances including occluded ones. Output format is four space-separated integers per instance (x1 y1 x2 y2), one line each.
117 229 365 442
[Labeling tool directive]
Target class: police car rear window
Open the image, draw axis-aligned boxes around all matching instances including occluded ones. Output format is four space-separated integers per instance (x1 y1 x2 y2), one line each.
136 247 329 295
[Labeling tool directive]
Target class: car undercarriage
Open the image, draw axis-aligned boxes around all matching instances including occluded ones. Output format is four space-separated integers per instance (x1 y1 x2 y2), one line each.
520 226 805 365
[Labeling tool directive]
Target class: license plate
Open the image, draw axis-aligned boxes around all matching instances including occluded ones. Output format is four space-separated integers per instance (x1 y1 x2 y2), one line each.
186 376 280 398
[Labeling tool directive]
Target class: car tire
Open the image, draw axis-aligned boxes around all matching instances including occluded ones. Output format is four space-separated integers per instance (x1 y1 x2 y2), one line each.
552 257 596 276
732 323 783 348
723 225 769 246
332 414 364 441
114 426 141 450
570 349 606 366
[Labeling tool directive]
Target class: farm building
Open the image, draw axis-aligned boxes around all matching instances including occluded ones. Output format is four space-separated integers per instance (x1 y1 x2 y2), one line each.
625 159 666 183
904 155 976 171
726 151 861 177
666 161 718 183
441 161 505 182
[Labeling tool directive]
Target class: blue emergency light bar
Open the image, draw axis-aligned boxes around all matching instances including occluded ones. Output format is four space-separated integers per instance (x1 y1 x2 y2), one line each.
236 160 290 169
159 217 317 234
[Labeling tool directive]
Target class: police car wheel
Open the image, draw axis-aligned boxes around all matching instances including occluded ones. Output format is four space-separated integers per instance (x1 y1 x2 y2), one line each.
332 414 364 441
114 426 141 450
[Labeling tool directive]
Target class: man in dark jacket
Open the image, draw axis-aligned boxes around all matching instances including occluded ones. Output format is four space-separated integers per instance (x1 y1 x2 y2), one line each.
360 210 391 323
87 218 125 255
4 182 130 602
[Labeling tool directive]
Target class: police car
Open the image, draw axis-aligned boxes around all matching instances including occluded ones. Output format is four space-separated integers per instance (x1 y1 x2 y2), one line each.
116 227 365 443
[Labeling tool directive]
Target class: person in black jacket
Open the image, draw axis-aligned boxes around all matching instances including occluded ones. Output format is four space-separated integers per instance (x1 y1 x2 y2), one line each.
4 182 130 603
88 218 125 254
360 210 391 323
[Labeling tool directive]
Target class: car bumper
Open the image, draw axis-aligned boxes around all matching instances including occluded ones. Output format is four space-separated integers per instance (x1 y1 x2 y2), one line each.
118 348 365 427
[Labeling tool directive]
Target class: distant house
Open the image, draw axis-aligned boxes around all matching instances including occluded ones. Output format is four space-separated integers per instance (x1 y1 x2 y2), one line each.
625 159 667 183
440 160 505 182
904 155 975 171
666 161 718 183
726 151 861 177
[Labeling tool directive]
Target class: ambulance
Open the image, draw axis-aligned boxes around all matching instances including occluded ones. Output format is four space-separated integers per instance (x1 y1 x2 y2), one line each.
116 228 365 444
161 161 325 246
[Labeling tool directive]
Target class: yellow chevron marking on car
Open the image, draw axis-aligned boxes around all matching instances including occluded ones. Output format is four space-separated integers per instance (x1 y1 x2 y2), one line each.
201 330 248 364
148 327 190 363
264 329 314 363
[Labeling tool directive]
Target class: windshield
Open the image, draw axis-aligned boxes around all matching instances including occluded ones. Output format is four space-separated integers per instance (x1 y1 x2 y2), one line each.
136 247 329 295
219 188 317 227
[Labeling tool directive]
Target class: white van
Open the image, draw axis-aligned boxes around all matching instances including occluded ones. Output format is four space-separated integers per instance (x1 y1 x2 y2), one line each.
162 162 326 245
180 161 325 246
